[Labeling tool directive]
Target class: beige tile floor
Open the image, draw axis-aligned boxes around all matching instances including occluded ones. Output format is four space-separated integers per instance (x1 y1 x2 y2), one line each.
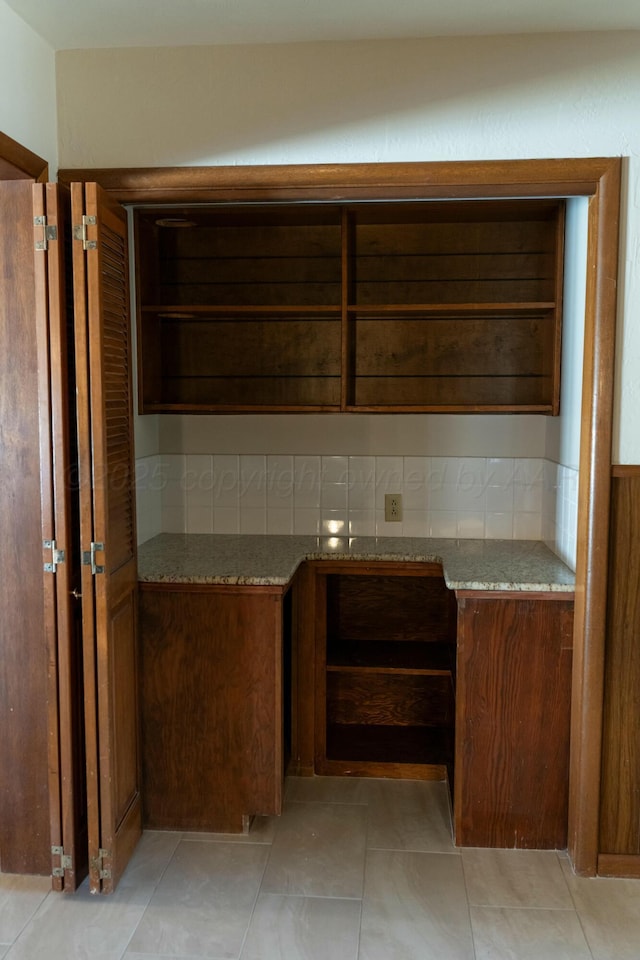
1 776 640 959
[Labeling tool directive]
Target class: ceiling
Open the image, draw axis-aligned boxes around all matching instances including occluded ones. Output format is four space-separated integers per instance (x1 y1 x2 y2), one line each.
6 0 640 50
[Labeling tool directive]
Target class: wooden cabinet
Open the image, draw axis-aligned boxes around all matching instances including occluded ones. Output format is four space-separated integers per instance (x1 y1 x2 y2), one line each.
135 198 564 414
299 561 457 780
296 565 574 849
139 582 291 832
455 592 574 849
135 562 576 850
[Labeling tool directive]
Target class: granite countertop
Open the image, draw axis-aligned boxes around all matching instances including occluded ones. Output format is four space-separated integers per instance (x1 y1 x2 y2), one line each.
137 534 576 593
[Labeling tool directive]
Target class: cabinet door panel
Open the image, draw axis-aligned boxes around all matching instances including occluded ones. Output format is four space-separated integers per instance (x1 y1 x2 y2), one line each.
139 586 284 832
71 181 141 893
455 596 573 849
33 182 88 891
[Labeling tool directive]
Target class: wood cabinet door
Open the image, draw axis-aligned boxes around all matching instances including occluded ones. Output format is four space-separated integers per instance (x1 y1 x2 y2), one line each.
71 181 141 893
33 182 88 891
455 594 574 849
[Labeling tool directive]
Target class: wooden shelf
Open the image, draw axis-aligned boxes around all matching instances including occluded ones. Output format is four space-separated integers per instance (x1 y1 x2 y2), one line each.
347 302 556 316
143 302 554 316
326 638 454 673
326 723 454 767
142 304 341 317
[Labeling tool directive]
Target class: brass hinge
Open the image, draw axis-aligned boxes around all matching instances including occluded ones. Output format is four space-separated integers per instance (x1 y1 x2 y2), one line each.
51 845 73 878
82 541 105 575
91 847 112 881
99 848 111 880
43 539 65 573
73 215 97 250
34 215 58 251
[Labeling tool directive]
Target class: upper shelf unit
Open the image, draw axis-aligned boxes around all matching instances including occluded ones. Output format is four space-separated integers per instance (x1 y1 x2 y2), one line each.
134 198 565 414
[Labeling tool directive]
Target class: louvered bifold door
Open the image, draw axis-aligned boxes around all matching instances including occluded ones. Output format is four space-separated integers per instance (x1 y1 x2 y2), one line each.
71 181 141 894
33 182 88 892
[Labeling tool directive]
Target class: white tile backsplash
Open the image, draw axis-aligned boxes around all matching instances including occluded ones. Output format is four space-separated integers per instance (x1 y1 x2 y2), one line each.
294 508 321 535
294 456 321 508
348 510 376 537
213 505 240 533
267 455 294 507
543 461 578 569
267 507 294 535
240 507 267 534
185 454 214 508
135 455 163 545
135 453 578 570
213 455 240 506
321 482 348 511
322 455 349 484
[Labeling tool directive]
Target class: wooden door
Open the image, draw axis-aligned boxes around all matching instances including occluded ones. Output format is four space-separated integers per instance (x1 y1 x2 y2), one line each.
71 181 141 893
33 182 88 891
0 179 50 876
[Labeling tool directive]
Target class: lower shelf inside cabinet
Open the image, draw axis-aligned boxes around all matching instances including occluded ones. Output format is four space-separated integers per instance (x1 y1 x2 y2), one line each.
326 723 454 766
327 638 454 673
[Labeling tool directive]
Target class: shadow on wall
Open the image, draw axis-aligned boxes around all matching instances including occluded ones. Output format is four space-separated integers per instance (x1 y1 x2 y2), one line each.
55 31 640 167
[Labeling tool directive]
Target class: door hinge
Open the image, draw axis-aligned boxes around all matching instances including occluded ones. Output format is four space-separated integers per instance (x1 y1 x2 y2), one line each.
73 215 97 250
43 539 65 573
82 541 105 575
51 845 73 877
91 848 112 881
34 215 58 251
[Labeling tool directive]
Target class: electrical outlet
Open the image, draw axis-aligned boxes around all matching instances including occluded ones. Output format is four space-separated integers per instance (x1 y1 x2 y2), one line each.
384 493 403 522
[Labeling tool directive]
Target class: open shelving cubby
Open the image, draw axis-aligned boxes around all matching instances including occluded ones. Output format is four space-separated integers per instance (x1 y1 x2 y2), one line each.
135 203 343 411
135 197 565 414
314 562 458 782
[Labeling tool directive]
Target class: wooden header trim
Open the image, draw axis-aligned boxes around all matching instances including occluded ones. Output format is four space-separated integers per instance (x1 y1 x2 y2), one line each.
58 157 621 205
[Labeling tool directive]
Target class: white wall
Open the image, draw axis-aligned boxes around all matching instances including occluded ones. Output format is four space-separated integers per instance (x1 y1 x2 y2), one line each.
542 197 588 567
546 198 588 471
55 32 640 464
0 0 57 169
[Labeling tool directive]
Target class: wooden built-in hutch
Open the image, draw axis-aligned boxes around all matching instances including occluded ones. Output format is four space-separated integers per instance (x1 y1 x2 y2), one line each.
1 149 628 892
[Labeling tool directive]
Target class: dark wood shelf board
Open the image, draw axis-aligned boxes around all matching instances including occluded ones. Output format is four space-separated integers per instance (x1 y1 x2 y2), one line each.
326 638 454 672
326 723 454 766
143 304 342 317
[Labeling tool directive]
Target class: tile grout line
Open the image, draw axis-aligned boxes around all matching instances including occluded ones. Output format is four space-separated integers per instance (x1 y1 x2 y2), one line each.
356 791 372 960
3 881 55 954
459 849 479 960
556 852 598 960
114 831 183 960
236 813 281 960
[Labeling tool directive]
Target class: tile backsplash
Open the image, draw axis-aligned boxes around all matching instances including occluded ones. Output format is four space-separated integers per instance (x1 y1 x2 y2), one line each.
135 454 578 569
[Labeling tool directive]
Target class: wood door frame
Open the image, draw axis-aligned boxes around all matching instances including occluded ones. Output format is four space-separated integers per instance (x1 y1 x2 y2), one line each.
0 130 48 180
59 158 622 875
